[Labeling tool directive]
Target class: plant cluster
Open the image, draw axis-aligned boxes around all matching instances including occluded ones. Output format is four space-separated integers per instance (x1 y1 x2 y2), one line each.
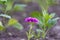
0 0 59 40
29 0 59 40
0 0 27 31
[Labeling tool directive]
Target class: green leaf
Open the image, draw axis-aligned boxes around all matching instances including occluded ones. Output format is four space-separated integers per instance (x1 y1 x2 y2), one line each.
5 0 13 11
42 11 55 22
47 0 56 5
0 21 5 31
31 11 42 22
0 14 11 19
13 23 23 30
0 0 7 2
14 4 27 11
43 13 49 21
31 11 43 27
38 0 56 11
8 19 23 30
49 13 55 19
0 1 6 4
47 17 60 27
8 19 18 26
31 11 42 19
36 29 43 33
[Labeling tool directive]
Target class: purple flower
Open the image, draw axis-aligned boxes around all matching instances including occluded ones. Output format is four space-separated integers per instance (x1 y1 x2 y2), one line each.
25 17 39 23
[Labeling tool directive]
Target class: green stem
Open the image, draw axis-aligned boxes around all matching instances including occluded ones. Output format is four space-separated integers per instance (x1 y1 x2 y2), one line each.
42 32 46 39
27 24 33 40
42 25 46 39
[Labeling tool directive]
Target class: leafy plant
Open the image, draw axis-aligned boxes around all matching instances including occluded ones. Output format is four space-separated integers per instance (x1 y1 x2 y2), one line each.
31 0 59 39
31 10 59 39
0 0 27 31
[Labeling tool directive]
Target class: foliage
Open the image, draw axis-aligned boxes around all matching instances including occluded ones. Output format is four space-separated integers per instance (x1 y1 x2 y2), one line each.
0 21 5 31
14 4 27 11
31 10 59 39
31 0 59 39
0 14 11 19
0 0 27 31
8 19 23 30
5 0 13 11
26 24 34 40
37 0 56 11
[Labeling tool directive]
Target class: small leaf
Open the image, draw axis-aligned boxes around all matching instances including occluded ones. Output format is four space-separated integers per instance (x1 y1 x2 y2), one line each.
42 10 50 21
0 21 5 31
47 17 60 27
37 20 44 27
52 17 60 21
8 19 23 30
0 0 7 2
49 13 55 19
0 14 11 19
36 29 43 33
14 4 27 11
8 19 18 26
0 21 3 27
26 32 29 37
5 0 13 11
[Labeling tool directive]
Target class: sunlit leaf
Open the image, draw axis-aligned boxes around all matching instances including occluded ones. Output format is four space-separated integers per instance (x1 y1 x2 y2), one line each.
8 19 18 26
8 19 23 30
43 13 49 21
0 14 11 19
5 0 13 11
0 1 6 4
0 0 7 2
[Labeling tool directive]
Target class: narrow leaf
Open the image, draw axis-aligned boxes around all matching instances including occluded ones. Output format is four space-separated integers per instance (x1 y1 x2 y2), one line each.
36 29 43 33
0 21 5 31
0 14 11 19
